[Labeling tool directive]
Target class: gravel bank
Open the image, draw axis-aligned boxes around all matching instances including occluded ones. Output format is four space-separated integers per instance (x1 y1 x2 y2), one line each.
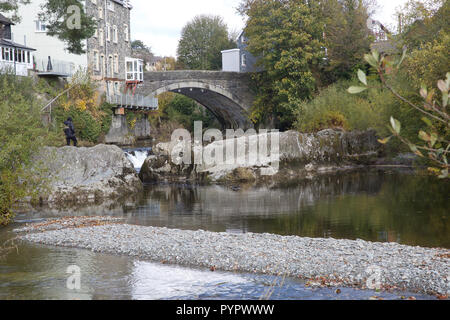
17 219 449 296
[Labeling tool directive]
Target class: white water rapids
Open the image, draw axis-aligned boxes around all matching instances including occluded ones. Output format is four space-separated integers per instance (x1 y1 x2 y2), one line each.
124 148 152 172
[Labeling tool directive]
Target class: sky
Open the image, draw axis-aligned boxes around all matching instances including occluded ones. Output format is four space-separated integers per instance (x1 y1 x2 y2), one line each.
130 0 410 58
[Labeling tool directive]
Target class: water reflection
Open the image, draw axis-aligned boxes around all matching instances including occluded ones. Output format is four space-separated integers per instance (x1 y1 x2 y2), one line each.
2 169 447 300
17 169 450 248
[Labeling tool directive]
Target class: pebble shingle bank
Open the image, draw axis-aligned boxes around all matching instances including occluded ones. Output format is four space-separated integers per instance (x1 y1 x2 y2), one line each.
17 219 449 296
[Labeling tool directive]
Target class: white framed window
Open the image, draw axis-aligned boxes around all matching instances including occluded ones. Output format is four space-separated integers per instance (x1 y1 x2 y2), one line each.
125 58 144 82
114 54 119 73
124 24 129 42
106 24 111 42
113 25 118 43
35 20 47 32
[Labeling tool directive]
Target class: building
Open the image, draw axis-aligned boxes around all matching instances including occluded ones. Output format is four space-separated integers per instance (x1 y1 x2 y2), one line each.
221 31 261 73
11 0 143 95
0 13 35 76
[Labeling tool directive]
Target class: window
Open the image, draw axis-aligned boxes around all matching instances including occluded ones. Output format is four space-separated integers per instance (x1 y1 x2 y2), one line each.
106 24 111 42
113 25 118 43
99 29 104 46
100 54 105 76
124 24 129 42
109 55 114 77
27 51 30 64
98 7 103 19
107 0 115 11
114 54 119 73
93 50 99 71
241 54 247 67
125 58 144 82
94 27 98 38
35 21 46 32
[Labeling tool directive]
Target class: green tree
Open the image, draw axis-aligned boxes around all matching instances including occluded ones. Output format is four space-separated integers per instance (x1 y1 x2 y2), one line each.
131 40 154 66
1 0 96 54
239 0 325 129
177 15 236 70
321 0 371 81
38 0 96 54
0 74 56 226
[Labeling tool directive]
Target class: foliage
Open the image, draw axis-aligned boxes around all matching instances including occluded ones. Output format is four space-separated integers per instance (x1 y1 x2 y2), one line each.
131 40 154 66
38 0 96 54
149 93 219 132
320 0 372 81
0 0 30 23
294 79 379 132
349 50 449 178
239 0 325 129
52 70 112 143
397 0 448 47
177 15 236 70
0 74 55 226
403 31 450 89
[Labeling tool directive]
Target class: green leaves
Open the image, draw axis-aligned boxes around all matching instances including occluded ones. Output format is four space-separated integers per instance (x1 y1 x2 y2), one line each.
347 86 367 94
357 70 367 86
390 117 401 134
348 69 368 94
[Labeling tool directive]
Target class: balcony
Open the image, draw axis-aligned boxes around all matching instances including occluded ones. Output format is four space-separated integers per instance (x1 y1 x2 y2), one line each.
107 93 158 111
35 57 77 78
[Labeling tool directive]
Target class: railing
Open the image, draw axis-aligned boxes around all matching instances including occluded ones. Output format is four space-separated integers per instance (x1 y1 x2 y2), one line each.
107 94 159 110
35 57 77 76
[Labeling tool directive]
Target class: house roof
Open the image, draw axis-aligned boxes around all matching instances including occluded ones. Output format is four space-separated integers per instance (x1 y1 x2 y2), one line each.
0 38 36 51
0 13 13 25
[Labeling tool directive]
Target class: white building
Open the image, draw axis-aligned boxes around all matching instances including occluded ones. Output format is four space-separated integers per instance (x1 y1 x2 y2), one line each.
11 0 144 88
0 13 35 76
221 48 241 72
12 0 88 76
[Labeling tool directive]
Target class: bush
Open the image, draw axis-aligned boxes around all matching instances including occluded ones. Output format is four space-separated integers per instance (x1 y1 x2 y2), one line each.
294 79 384 133
0 74 56 225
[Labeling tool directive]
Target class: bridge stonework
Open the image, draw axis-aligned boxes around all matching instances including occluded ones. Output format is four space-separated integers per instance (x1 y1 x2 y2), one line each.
138 71 256 129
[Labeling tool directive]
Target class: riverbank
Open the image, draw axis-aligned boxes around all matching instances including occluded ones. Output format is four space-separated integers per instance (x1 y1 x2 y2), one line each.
16 217 449 297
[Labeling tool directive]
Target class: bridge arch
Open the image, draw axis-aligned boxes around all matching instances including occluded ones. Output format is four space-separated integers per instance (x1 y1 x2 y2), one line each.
139 71 255 129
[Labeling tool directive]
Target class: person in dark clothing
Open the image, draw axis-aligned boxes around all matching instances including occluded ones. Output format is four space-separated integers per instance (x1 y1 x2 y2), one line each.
64 117 78 146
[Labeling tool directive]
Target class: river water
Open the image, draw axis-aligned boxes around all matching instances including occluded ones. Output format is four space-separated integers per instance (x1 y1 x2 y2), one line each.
0 169 448 300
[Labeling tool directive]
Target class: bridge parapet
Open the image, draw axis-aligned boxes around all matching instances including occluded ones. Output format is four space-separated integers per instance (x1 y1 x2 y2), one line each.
138 70 256 129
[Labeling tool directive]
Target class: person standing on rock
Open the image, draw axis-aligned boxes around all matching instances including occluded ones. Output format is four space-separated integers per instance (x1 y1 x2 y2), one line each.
64 117 78 147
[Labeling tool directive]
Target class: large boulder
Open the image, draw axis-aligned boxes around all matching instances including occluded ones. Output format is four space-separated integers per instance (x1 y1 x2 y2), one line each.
34 144 142 204
139 129 383 183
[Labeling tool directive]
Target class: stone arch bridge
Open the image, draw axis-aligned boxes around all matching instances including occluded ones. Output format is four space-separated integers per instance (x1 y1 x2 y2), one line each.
138 71 255 129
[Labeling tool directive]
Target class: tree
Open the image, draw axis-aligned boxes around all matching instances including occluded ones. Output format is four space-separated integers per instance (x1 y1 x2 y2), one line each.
1 0 96 54
0 0 30 23
38 0 96 54
177 15 235 70
0 74 56 226
131 40 154 66
349 51 449 178
321 0 371 81
238 0 325 129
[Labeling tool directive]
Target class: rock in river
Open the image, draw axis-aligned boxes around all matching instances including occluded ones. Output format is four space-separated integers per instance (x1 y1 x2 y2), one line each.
33 144 142 204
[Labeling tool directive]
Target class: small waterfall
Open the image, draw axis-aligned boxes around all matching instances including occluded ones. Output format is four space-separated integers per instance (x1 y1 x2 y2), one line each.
124 148 152 172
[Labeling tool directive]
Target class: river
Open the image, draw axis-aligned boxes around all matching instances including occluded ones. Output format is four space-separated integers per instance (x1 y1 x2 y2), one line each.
0 168 448 300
